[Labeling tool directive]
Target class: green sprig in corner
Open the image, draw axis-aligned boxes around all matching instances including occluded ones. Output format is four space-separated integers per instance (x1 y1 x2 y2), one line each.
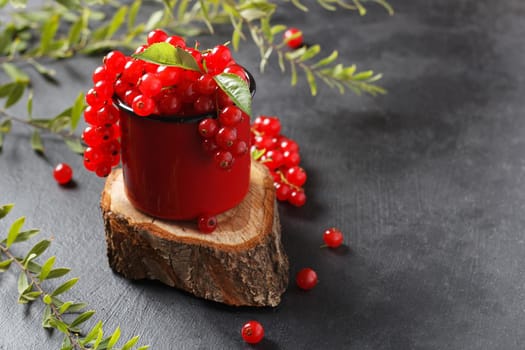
0 203 149 350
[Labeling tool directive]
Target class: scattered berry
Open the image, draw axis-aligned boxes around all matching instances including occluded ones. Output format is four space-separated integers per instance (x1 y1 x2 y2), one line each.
197 215 217 233
296 267 318 290
283 27 303 49
53 163 73 185
323 227 344 248
241 321 264 344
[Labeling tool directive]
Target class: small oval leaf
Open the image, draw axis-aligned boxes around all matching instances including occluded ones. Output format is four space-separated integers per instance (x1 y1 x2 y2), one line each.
213 73 252 117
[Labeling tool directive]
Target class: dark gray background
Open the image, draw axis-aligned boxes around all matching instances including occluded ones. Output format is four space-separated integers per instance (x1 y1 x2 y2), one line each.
1 0 525 349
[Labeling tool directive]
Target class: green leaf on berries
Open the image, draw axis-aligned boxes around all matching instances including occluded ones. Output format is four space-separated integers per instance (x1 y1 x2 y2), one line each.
213 73 252 117
133 42 200 71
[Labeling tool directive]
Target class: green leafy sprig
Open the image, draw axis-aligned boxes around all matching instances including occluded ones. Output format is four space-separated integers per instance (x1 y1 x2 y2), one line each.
0 203 149 350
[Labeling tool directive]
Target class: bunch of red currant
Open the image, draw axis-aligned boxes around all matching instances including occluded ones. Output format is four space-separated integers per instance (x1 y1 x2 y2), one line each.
82 29 251 176
251 116 307 207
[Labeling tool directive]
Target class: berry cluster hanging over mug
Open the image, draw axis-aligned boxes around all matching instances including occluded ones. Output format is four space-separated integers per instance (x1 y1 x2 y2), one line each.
82 29 255 233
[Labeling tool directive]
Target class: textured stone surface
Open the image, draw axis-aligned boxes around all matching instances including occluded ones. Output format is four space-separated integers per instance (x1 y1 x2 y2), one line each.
1 0 525 348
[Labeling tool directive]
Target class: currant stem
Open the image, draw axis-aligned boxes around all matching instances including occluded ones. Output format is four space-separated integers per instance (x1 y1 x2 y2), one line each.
0 243 86 350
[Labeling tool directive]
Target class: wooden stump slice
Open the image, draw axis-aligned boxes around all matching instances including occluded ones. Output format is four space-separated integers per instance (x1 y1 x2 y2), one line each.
100 162 289 307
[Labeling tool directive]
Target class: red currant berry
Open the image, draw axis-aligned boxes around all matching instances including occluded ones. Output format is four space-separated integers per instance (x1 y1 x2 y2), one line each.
94 80 114 99
53 163 73 185
85 88 106 108
197 215 217 234
139 73 162 97
283 150 301 168
205 45 232 73
157 91 182 115
165 35 186 48
223 64 248 82
274 182 291 201
181 81 198 103
232 140 248 156
134 44 148 55
156 66 182 86
286 166 307 187
323 227 344 248
99 139 121 157
103 50 126 75
284 27 303 49
280 137 299 153
196 74 216 95
92 66 109 83
194 95 215 114
82 125 115 146
114 79 131 99
254 135 275 150
132 95 155 116
123 88 140 106
147 29 168 44
214 150 234 169
95 161 112 177
218 106 242 126
289 190 306 207
198 118 219 138
83 147 100 171
258 116 281 136
215 127 237 149
95 104 120 125
241 320 264 345
185 47 203 69
121 59 145 83
262 149 284 170
296 268 317 290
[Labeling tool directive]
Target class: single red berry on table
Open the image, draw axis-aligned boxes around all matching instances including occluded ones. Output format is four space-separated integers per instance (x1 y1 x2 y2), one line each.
296 267 318 290
283 27 303 49
323 227 344 248
53 163 73 185
197 215 217 233
241 320 264 344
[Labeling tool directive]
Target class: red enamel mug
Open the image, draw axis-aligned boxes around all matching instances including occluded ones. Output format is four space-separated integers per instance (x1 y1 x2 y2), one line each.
116 72 255 220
